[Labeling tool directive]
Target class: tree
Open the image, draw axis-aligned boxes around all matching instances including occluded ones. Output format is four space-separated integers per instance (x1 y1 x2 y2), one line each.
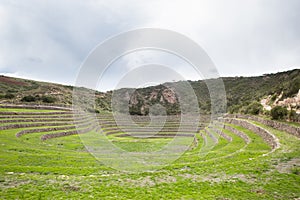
270 106 288 120
245 102 263 115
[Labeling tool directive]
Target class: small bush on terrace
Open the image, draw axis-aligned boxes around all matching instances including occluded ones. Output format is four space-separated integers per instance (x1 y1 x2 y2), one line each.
244 102 263 115
271 106 288 120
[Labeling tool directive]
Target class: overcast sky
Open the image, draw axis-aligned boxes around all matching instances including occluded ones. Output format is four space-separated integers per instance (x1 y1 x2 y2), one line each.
0 0 299 91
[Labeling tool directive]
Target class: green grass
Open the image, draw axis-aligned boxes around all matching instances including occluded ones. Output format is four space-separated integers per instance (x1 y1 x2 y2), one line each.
0 108 300 199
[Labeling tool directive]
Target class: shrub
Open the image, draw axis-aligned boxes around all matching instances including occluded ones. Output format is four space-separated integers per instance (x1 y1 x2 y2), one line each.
245 102 263 115
41 96 56 103
21 95 36 102
228 105 240 114
288 109 297 122
270 94 277 102
4 93 15 99
270 106 288 120
291 167 300 175
87 108 100 113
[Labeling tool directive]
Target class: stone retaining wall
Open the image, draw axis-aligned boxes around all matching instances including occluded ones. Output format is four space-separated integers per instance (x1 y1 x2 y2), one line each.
0 118 73 123
0 104 71 111
116 133 195 138
224 118 279 150
16 126 76 137
40 124 97 141
0 122 72 130
214 128 232 142
205 128 218 143
223 125 250 144
0 114 75 119
226 114 300 138
0 111 72 115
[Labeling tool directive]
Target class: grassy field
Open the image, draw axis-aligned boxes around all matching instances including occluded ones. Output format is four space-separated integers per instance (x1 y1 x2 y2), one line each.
0 107 300 199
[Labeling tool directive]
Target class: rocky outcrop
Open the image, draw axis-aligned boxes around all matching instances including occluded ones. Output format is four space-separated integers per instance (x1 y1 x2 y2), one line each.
127 85 179 115
161 88 177 104
149 90 159 101
260 90 300 113
277 90 300 112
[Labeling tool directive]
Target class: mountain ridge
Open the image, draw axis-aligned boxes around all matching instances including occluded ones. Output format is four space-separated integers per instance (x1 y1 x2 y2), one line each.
1 69 299 115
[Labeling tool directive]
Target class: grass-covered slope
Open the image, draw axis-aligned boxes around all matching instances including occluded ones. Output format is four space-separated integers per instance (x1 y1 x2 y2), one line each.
0 106 299 199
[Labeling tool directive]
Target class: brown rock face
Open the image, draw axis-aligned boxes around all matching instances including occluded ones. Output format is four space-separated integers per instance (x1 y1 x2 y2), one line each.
162 88 177 104
149 90 159 101
127 85 179 115
130 92 139 105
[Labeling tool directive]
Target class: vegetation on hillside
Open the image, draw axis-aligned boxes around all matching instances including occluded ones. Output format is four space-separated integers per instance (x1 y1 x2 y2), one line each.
1 69 299 118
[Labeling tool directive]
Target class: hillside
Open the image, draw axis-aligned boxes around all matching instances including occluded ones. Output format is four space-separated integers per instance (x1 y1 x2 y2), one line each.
0 69 299 115
0 75 111 111
0 71 300 199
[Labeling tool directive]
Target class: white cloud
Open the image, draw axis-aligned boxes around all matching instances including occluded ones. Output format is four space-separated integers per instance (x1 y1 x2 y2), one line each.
0 0 299 89
140 0 300 75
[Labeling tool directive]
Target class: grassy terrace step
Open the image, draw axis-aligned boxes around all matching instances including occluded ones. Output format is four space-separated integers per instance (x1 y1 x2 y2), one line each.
198 130 216 155
229 124 271 155
0 118 94 131
226 114 300 138
224 118 280 152
0 115 93 124
0 111 72 115
0 122 75 130
0 114 76 119
105 128 198 132
174 124 271 168
116 133 195 138
199 128 246 160
223 124 250 144
0 104 72 110
213 128 232 142
15 119 95 138
0 108 68 113
0 118 75 123
176 121 275 164
101 125 202 130
16 125 78 137
41 125 98 141
102 127 201 136
204 128 218 144
98 121 201 126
